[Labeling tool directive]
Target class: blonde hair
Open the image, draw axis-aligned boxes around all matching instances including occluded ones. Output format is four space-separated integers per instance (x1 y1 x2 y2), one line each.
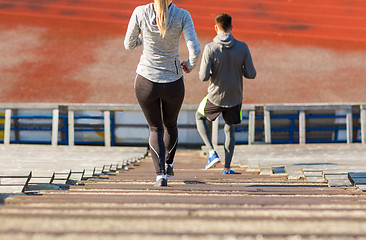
155 0 171 38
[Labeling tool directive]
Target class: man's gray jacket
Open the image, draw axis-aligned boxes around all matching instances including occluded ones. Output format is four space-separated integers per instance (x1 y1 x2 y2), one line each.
199 33 256 107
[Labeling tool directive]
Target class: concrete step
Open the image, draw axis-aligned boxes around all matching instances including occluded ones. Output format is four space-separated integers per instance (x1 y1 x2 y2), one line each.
1 149 366 239
0 145 147 193
2 205 366 219
0 172 31 194
0 214 366 237
233 144 366 191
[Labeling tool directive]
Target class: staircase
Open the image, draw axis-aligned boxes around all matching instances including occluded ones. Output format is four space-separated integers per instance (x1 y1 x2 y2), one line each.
1 150 366 239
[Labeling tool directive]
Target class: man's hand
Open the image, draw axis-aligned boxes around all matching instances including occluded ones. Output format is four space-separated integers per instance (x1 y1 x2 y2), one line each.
181 61 191 73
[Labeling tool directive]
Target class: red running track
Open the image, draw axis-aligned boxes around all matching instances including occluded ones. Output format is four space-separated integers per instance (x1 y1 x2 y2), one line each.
0 0 365 103
0 0 365 45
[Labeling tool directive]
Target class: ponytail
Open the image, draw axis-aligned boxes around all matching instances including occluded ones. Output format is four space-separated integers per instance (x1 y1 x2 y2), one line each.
155 0 170 38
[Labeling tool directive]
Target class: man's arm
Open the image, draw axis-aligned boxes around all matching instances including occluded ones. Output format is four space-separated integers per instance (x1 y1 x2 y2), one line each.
199 45 212 81
242 46 256 79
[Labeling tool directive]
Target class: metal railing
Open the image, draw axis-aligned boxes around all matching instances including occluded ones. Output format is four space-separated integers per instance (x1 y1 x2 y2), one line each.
1 103 366 146
0 103 124 146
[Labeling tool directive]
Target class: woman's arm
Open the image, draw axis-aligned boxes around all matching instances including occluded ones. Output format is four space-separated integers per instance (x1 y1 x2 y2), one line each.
124 7 143 50
182 11 201 71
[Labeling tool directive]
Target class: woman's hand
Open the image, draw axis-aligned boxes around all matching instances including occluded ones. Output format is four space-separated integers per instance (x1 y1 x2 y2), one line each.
181 61 191 73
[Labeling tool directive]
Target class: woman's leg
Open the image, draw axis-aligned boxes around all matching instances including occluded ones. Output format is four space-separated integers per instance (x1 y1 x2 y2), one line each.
161 78 185 164
134 75 165 175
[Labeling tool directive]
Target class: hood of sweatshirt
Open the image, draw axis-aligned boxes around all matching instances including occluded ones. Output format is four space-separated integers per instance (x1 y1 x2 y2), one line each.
144 3 178 34
213 33 236 48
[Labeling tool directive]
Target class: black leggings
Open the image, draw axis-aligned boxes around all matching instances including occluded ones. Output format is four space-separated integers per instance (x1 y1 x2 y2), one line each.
135 74 185 175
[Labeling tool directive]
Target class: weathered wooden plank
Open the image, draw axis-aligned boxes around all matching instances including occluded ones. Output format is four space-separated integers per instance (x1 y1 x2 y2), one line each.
0 103 59 110
67 104 141 111
349 172 366 178
272 166 286 174
350 178 366 185
265 104 353 111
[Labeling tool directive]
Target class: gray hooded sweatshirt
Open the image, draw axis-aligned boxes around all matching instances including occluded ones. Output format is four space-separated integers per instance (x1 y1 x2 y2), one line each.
124 3 201 83
199 33 256 107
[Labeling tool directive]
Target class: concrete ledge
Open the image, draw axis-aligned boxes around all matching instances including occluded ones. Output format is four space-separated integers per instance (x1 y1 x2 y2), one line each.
0 145 148 193
230 143 366 188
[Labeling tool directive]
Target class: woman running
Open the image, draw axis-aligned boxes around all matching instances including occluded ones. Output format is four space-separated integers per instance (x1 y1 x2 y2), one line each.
124 0 201 186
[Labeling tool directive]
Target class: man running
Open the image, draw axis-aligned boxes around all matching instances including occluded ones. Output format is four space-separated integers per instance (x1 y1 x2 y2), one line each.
196 13 256 174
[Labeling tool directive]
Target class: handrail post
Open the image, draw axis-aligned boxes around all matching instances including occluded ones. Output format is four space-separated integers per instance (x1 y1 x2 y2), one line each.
248 109 255 145
264 107 271 144
346 109 353 144
104 111 111 147
68 110 75 146
4 109 12 145
212 118 219 147
299 110 306 144
52 109 59 146
361 105 366 144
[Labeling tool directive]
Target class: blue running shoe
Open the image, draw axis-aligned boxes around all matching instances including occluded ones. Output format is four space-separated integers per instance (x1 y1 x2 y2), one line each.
205 151 221 169
222 170 236 174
